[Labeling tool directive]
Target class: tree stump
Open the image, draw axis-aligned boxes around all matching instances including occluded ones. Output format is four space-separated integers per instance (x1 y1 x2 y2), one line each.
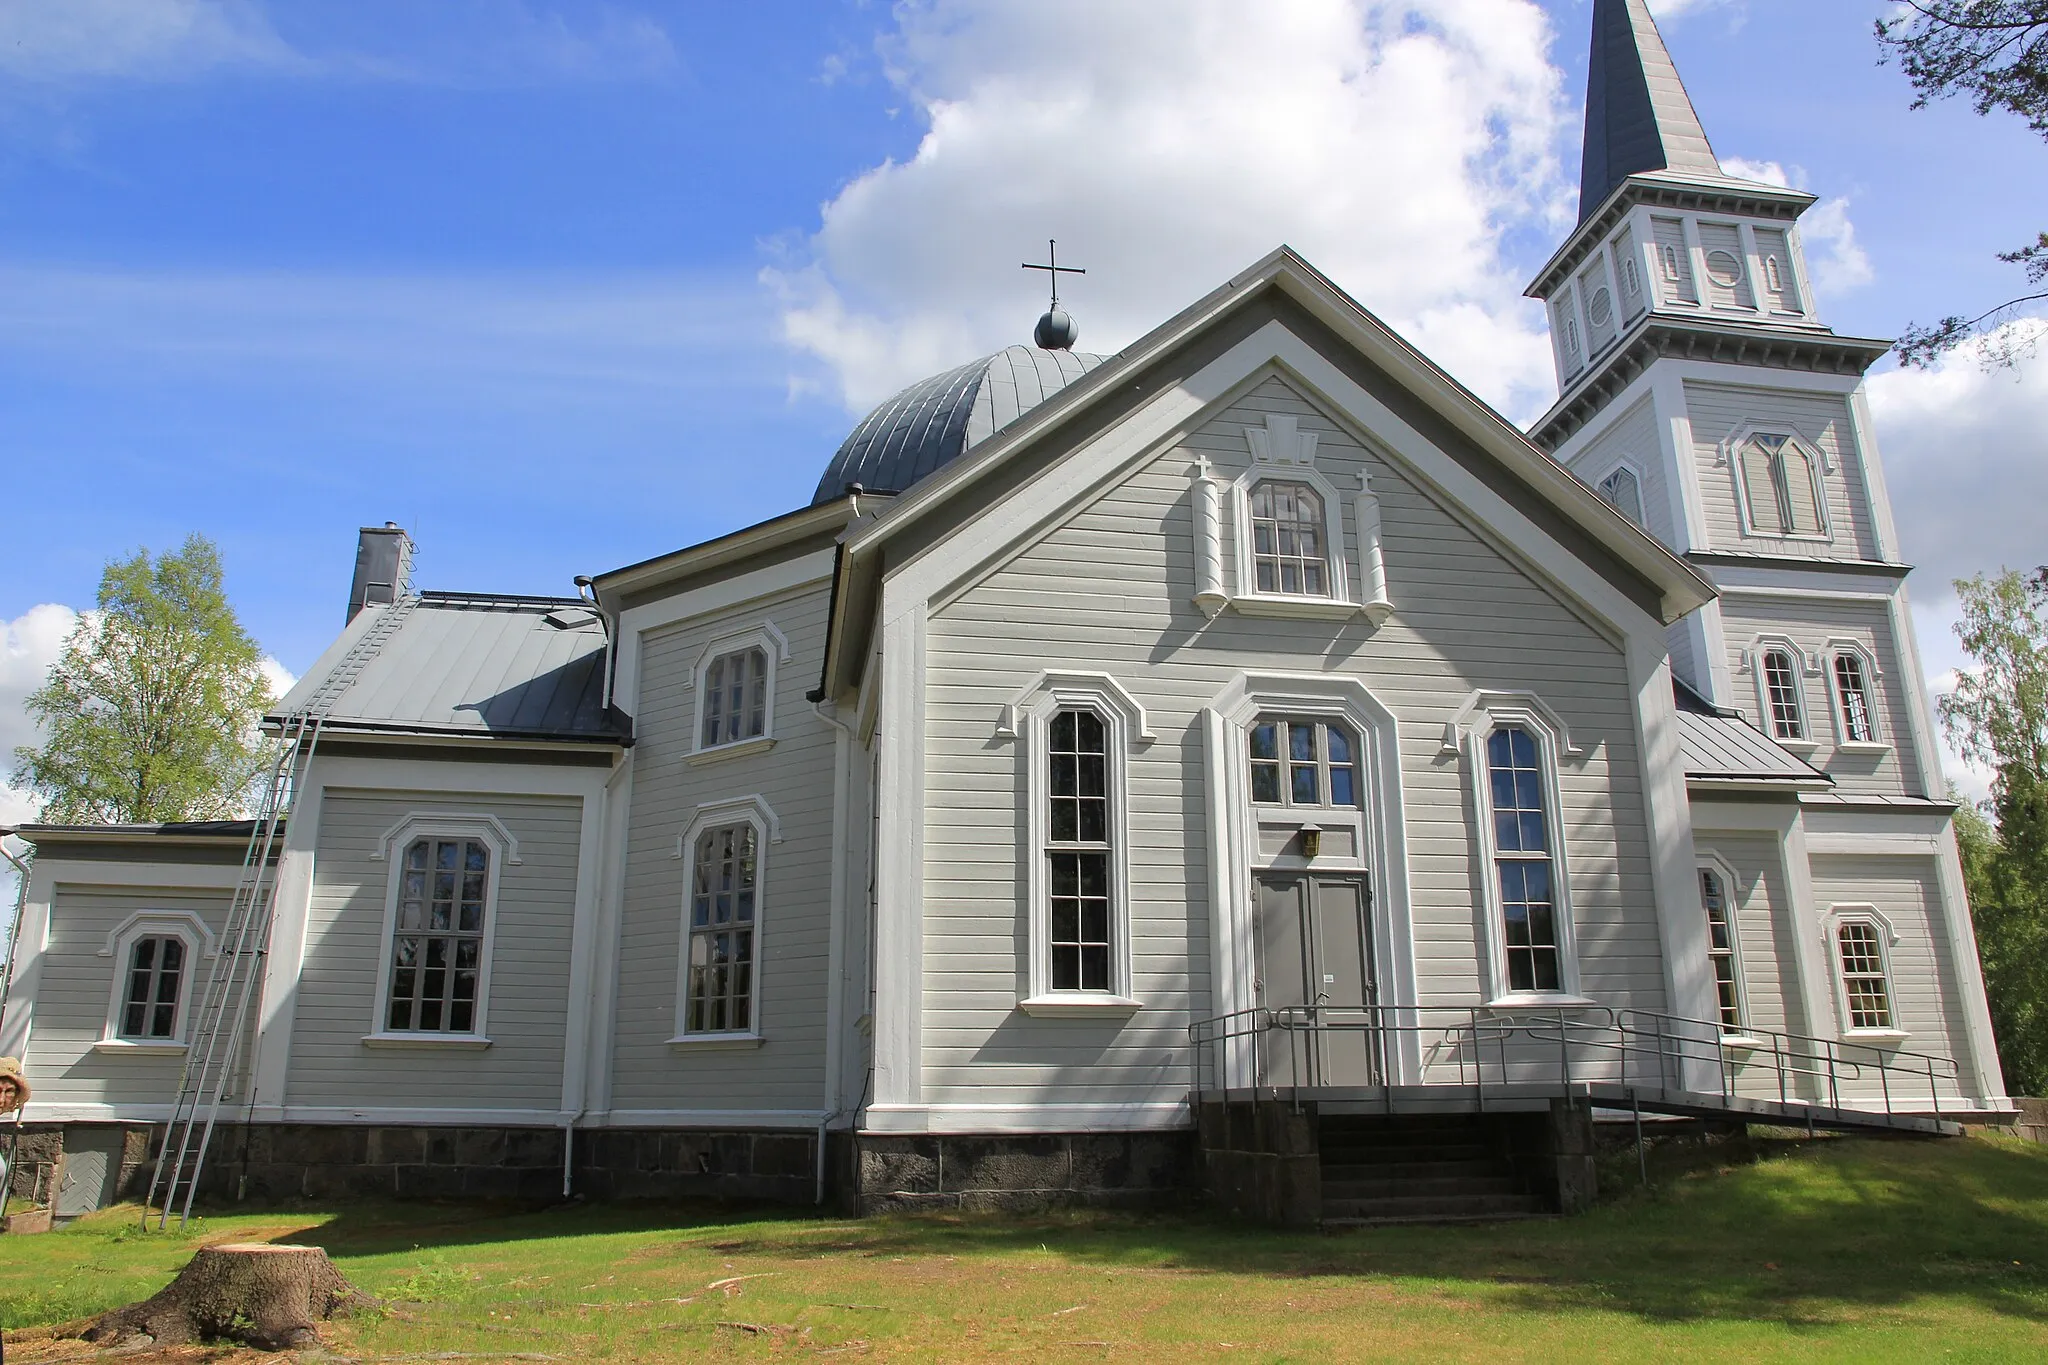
78 1243 374 1350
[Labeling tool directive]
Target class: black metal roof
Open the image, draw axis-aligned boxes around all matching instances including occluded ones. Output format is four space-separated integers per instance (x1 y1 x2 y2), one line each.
811 345 1106 506
1579 0 1721 222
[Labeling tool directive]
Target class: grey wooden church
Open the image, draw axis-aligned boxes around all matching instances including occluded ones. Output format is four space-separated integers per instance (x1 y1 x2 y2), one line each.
2 0 2008 1224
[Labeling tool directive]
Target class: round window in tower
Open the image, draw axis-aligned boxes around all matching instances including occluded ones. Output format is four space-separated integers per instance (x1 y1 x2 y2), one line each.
1704 250 1744 287
1587 288 1613 327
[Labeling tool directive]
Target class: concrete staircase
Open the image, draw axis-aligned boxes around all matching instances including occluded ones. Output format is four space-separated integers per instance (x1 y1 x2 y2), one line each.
1318 1115 1547 1225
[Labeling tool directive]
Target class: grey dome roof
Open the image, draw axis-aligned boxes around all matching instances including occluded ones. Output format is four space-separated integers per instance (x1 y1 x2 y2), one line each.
812 345 1106 506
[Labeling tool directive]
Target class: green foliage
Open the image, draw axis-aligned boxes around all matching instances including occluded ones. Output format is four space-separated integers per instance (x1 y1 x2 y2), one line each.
8 535 275 825
1878 2 2048 367
1943 569 2048 1095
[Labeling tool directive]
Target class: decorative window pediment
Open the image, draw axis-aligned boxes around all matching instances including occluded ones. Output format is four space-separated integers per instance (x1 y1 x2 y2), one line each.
96 910 219 1053
1722 426 1831 542
685 622 791 763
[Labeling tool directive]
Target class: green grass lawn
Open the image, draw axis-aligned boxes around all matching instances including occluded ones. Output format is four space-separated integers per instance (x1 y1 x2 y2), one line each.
2 1131 2046 1362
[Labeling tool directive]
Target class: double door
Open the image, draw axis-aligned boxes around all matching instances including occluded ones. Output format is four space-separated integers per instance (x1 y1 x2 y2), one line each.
1253 871 1379 1087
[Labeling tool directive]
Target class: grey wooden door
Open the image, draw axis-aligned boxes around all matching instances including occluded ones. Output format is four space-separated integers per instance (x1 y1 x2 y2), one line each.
54 1127 123 1219
1253 872 1377 1087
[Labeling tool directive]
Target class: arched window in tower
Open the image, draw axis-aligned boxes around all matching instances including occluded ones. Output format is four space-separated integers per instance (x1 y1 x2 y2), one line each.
1759 647 1807 741
1248 480 1329 597
1739 434 1826 539
1832 651 1878 744
1597 466 1644 529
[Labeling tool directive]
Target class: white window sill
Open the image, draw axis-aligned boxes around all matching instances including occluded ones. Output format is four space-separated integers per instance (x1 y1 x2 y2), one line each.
1773 738 1820 757
666 1033 765 1051
1222 594 1378 623
1834 741 1891 755
1482 993 1600 1013
687 736 776 766
361 1033 493 1051
93 1038 187 1056
1018 994 1144 1018
1841 1028 1911 1047
1720 1035 1772 1052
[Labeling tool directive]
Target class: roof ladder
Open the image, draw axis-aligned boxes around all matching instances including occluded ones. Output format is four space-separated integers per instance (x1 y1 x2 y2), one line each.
144 595 418 1230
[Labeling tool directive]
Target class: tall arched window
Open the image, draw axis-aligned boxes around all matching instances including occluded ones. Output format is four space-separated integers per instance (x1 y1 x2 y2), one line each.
1835 920 1894 1031
1047 708 1113 992
1760 647 1806 741
1248 481 1329 596
686 823 759 1032
1700 868 1743 1033
1486 726 1561 993
119 936 186 1041
1832 651 1877 743
388 836 491 1034
1739 434 1826 538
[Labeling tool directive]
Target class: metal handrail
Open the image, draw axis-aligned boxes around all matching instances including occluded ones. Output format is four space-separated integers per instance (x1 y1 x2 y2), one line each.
1188 1002 1964 1122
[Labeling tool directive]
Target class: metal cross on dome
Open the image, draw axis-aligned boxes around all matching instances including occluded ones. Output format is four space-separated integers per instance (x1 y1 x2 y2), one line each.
1021 239 1085 310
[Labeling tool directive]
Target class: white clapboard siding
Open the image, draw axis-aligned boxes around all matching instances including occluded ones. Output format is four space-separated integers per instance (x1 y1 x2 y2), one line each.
23 885 233 1107
920 374 1665 1111
1685 383 1879 560
1567 395 1674 549
290 791 581 1110
1810 856 1975 1103
1717 595 1924 798
608 578 836 1113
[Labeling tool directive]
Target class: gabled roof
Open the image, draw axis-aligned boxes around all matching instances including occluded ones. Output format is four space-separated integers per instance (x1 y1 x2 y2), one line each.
1579 0 1720 221
1673 679 1832 793
818 245 1716 696
275 592 625 745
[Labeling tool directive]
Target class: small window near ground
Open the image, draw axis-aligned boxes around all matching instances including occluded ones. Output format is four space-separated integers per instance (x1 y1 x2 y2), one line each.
1700 869 1742 1033
119 935 186 1041
388 836 489 1033
1761 648 1806 741
1598 467 1645 529
1249 719 1360 807
1047 708 1113 991
1836 921 1893 1030
1248 481 1329 596
1487 726 1561 993
701 646 769 748
687 824 759 1032
1833 652 1877 743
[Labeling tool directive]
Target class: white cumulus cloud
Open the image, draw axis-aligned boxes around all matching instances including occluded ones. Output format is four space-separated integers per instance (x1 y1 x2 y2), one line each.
1719 156 1872 295
1 604 79 832
770 0 1571 422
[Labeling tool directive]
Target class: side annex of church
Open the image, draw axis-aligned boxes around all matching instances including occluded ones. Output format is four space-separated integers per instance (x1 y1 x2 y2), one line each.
1 0 2008 1221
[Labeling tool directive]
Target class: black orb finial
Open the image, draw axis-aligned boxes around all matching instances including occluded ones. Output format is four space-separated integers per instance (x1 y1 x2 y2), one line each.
1022 239 1085 352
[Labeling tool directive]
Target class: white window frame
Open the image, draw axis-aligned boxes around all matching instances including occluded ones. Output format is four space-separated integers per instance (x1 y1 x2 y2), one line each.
687 621 791 763
1746 635 1816 752
364 814 511 1049
1822 638 1888 751
1824 905 1908 1043
670 795 780 1047
1453 696 1587 1004
1223 412 1357 619
96 910 217 1054
1594 461 1647 530
1724 426 1832 543
999 671 1149 1015
1696 856 1755 1042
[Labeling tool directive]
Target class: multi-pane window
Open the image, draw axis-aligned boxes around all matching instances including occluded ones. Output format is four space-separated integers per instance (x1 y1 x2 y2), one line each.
1487 727 1561 993
1598 466 1644 528
1248 481 1329 596
1833 652 1877 743
1047 708 1112 992
119 935 186 1041
388 837 490 1033
1761 648 1805 740
1248 719 1360 807
1836 922 1893 1030
687 824 758 1032
701 646 769 748
1700 869 1742 1032
1740 434 1826 537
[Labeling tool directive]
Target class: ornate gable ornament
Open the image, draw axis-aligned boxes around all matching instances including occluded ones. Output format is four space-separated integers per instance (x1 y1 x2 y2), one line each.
1244 412 1319 467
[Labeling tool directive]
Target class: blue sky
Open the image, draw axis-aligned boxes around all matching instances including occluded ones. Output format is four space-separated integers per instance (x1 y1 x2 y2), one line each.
3 0 2047 839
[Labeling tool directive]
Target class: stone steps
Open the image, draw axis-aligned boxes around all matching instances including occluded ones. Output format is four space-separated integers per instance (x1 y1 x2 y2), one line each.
1316 1114 1543 1227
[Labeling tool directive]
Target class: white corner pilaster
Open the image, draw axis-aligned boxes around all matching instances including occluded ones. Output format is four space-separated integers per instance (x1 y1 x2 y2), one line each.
870 596 928 1112
251 767 324 1113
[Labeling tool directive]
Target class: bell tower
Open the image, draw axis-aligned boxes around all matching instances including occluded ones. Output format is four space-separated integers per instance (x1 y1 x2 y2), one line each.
1527 0 1944 808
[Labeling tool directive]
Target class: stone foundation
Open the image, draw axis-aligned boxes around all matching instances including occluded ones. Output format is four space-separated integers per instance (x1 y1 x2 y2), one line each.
851 1131 1198 1213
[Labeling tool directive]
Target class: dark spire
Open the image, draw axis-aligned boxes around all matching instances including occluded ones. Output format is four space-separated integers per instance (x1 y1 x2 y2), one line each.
1578 0 1720 222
